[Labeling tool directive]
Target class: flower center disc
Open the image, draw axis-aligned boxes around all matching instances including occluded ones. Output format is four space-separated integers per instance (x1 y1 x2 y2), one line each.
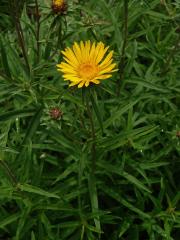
78 63 98 80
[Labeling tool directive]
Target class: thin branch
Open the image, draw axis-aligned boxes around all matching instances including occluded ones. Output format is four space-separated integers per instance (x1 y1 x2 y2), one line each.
35 0 40 63
117 0 128 96
49 17 63 60
86 91 96 173
10 0 30 72
85 89 101 234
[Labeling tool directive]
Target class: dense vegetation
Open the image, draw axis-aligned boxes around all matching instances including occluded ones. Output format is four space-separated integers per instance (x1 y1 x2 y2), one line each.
0 0 180 239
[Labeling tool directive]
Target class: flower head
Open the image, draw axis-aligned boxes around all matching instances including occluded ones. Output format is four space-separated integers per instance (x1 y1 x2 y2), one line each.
49 108 63 120
52 0 67 14
57 41 117 88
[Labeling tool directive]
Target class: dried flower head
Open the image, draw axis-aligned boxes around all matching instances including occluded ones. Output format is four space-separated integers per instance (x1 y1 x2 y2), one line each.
176 131 180 138
49 108 63 120
57 41 117 88
52 0 67 14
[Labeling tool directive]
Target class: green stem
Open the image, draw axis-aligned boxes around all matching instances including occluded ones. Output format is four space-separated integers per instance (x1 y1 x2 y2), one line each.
85 89 101 234
35 0 40 63
117 0 128 96
50 16 63 59
10 0 30 72
86 91 96 174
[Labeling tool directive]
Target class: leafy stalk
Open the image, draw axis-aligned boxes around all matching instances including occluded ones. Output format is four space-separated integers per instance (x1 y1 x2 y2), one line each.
9 0 30 72
35 0 41 63
117 0 128 96
85 89 101 235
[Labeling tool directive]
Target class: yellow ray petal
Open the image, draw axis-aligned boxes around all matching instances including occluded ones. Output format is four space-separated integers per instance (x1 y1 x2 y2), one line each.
89 42 96 62
69 81 80 87
78 80 85 88
93 42 103 63
80 41 85 57
99 63 117 75
58 62 76 70
85 40 91 61
90 79 100 84
99 51 114 68
95 74 112 80
85 80 90 87
61 48 79 65
63 74 80 81
63 57 78 68
73 42 82 62
99 59 113 70
96 45 109 64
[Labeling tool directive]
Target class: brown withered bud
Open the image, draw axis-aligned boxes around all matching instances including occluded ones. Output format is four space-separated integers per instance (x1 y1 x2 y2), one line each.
175 27 180 34
49 108 63 120
26 6 41 21
51 0 67 14
176 131 180 138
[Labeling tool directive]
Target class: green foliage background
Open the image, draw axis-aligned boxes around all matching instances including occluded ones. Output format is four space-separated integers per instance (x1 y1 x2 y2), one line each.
0 0 180 239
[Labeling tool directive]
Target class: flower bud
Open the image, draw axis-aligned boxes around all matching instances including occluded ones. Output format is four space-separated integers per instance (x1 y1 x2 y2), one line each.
49 108 63 120
51 0 67 14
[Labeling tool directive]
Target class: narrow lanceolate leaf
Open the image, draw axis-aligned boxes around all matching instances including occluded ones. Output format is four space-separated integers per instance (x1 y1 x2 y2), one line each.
127 78 170 93
122 171 151 193
88 175 101 233
0 213 20 228
99 125 157 151
103 100 139 129
97 161 151 193
31 232 36 240
15 206 31 240
21 106 43 146
0 109 35 122
18 183 60 199
103 188 150 219
140 162 169 170
0 38 12 80
118 220 131 238
90 92 104 133
15 106 43 162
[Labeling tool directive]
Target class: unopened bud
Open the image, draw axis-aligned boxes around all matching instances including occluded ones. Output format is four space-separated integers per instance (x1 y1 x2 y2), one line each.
49 108 63 120
51 0 67 14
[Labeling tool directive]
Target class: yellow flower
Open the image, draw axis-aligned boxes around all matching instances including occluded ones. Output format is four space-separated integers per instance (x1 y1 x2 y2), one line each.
57 41 117 88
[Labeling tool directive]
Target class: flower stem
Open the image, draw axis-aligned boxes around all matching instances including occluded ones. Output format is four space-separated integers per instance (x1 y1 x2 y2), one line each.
10 0 30 72
35 0 41 63
85 89 101 234
117 0 129 96
85 90 96 173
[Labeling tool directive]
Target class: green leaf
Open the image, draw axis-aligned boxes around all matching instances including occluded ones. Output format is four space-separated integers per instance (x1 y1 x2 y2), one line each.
98 161 151 193
18 183 60 199
15 106 43 162
88 175 101 233
140 162 169 170
0 213 20 228
103 187 150 219
122 171 151 193
127 78 170 93
118 220 131 238
0 109 35 122
103 100 139 129
90 91 103 134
